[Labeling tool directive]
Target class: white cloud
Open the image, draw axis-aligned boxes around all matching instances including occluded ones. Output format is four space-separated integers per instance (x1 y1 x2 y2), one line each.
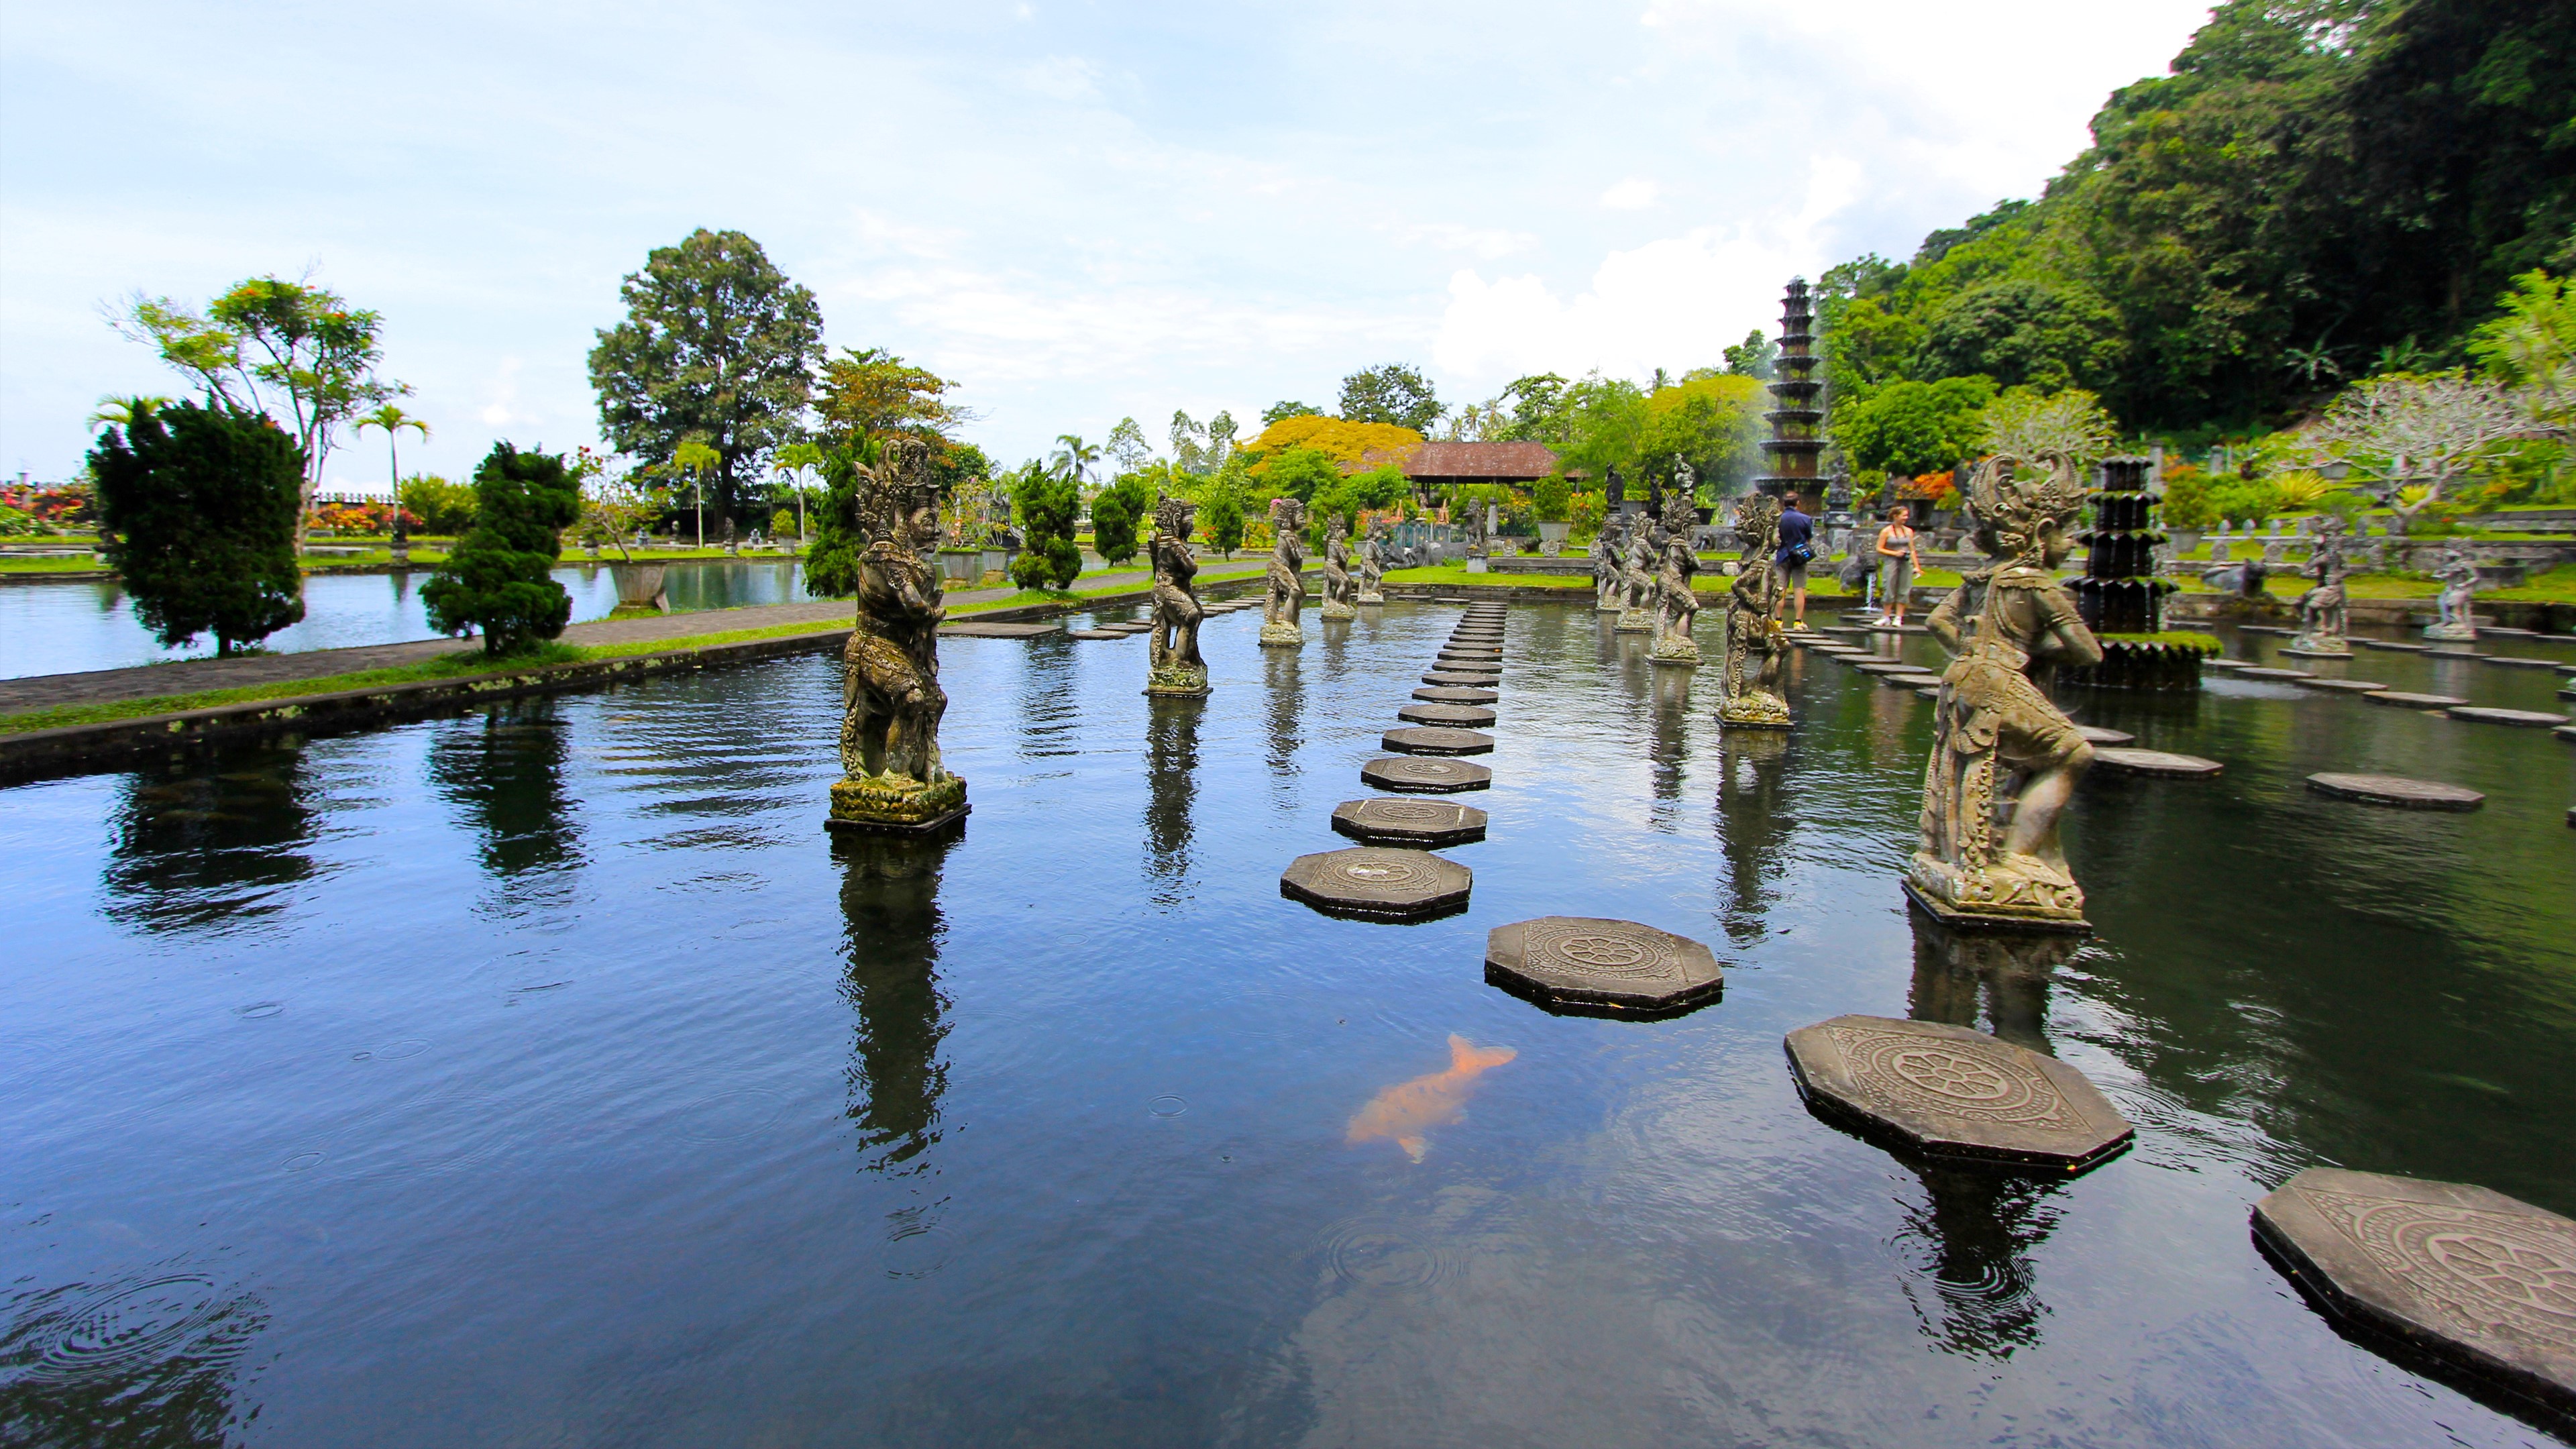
1015 56 1102 103
1598 177 1660 211
1389 223 1540 261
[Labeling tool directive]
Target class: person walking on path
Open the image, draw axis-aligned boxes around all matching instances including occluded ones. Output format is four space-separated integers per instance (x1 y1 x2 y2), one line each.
1772 495 1816 629
1874 506 1921 626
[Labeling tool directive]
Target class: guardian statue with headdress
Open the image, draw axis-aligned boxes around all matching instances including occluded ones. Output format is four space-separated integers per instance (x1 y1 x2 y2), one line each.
1615 504 1657 633
1909 452 2102 930
830 437 967 833
1593 511 1627 612
1358 516 1388 604
1146 494 1210 696
1320 511 1358 620
1717 493 1790 727
1650 491 1702 665
1259 496 1307 647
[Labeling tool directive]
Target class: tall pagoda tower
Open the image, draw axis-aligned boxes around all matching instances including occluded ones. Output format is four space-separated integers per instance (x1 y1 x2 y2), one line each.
1755 278 1823 499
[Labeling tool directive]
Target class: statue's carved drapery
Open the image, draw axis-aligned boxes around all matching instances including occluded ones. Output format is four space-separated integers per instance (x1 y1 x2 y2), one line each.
1650 494 1702 665
831 439 967 833
1718 494 1790 727
1260 498 1307 647
1146 495 1209 696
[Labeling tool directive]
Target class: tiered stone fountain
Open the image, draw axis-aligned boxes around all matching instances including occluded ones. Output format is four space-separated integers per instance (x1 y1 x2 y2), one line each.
2066 456 2204 691
1754 280 1823 501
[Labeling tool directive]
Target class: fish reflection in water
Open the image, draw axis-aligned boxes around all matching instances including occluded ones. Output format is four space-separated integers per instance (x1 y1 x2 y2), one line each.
1346 1035 1516 1163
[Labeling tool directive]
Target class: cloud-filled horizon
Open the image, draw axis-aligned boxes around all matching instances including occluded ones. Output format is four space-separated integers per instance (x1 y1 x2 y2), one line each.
0 0 2218 488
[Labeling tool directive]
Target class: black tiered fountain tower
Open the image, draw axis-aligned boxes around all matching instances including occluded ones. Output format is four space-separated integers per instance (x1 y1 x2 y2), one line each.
1755 279 1823 500
2066 456 2201 690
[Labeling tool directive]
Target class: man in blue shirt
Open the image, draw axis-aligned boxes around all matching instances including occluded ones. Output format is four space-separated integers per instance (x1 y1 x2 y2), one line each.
1772 495 1815 629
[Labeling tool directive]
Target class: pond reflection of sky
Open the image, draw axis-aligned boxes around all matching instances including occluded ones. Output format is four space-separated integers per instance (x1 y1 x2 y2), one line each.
2 602 2570 1446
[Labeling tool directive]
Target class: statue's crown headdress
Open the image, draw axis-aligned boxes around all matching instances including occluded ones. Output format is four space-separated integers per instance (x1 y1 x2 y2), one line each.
1154 494 1194 538
1966 452 2086 560
853 437 943 544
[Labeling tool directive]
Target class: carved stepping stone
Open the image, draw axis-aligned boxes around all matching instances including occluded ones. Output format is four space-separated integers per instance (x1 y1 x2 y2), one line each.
1414 686 1498 705
1878 673 1942 688
2427 648 2485 659
2447 706 2572 728
2359 639 2430 651
2241 625 2296 635
2482 656 2561 669
1360 756 1492 793
2294 677 2388 693
1331 797 1488 847
2306 773 2485 811
1382 727 1493 755
1399 702 1497 728
1422 670 1499 686
2364 690 2472 709
2092 747 2223 778
1852 661 1919 675
2074 725 2134 746
1066 629 1128 640
1485 917 1723 1019
1439 646 1501 659
1280 847 1471 922
1784 1014 2134 1173
2559 725 2576 743
2253 1168 2576 1417
2236 666 2315 682
940 621 1062 637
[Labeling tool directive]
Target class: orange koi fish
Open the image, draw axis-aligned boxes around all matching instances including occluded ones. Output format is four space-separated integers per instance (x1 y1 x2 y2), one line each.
1346 1034 1517 1162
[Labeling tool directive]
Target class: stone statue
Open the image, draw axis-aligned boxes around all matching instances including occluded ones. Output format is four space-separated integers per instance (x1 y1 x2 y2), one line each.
1260 497 1307 647
1717 494 1790 729
1605 464 1625 511
1615 513 1657 633
1320 513 1358 619
1460 500 1487 557
1672 455 1695 504
1650 493 1703 665
1358 518 1387 604
2424 545 2479 642
1909 453 2101 931
2285 523 2352 657
1593 513 1627 612
1146 495 1208 696
830 438 967 834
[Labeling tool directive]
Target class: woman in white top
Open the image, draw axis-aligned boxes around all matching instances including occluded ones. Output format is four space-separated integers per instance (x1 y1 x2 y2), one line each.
1874 506 1921 626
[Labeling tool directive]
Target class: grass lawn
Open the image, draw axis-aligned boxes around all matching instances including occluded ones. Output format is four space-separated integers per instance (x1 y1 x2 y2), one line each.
0 554 108 573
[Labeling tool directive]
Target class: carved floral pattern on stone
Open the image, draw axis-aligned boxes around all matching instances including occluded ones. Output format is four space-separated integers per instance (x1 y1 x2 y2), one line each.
1823 1022 2088 1133
2306 1189 2576 1346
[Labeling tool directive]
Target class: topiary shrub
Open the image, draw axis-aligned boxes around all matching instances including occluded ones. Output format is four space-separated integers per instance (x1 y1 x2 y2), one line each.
423 442 581 655
89 400 306 657
1009 466 1082 589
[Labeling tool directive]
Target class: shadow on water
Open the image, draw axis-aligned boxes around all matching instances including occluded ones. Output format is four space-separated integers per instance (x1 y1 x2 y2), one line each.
835 832 957 1183
1142 697 1201 907
101 746 321 934
427 702 584 910
0 1268 268 1449
1711 729 1792 946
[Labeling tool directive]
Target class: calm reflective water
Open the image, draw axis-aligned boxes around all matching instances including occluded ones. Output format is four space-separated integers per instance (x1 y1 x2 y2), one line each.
3 603 2572 1447
0 561 816 678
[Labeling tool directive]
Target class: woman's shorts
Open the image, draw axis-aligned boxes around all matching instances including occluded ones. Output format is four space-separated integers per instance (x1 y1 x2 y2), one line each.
1879 557 1915 598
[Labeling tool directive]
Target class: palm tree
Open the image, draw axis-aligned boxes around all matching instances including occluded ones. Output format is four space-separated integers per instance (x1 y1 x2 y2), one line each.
773 441 824 544
1053 433 1101 490
89 394 173 429
356 404 431 556
676 439 720 548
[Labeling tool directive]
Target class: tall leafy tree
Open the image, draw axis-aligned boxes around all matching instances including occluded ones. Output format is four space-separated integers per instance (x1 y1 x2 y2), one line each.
589 229 824 528
89 400 306 657
423 443 582 655
1339 364 1443 431
1104 417 1155 474
1088 474 1155 566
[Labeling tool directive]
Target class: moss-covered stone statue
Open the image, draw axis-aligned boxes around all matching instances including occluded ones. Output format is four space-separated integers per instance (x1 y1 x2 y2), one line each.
1909 453 2101 930
1260 497 1307 647
1593 513 1627 612
829 439 967 835
1358 517 1388 604
1615 511 1657 633
1717 494 1790 729
1146 494 1209 696
1650 493 1703 666
1320 513 1358 620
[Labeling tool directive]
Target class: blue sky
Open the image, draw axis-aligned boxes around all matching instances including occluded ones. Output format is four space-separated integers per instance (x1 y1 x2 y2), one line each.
0 0 2217 488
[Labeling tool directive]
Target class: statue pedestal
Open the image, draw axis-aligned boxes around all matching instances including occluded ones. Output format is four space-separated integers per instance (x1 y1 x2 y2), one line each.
1903 860 2090 935
2282 638 2353 658
1258 622 1304 648
1320 601 1358 621
827 773 969 835
1357 590 1385 606
2422 621 2477 643
1145 663 1210 698
1716 692 1790 729
1613 607 1652 633
1650 637 1702 666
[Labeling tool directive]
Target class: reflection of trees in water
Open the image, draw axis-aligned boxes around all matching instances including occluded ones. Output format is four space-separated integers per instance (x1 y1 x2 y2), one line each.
1710 731 1790 945
1143 698 1202 906
837 833 957 1179
1906 908 2076 1054
1016 641 1081 761
1891 1163 2064 1360
102 744 320 934
427 703 584 889
0 1269 268 1448
1262 649 1302 808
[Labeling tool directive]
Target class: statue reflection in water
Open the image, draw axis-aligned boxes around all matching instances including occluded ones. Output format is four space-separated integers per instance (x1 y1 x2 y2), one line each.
1710 729 1791 946
427 702 585 911
1648 664 1692 820
1262 647 1302 810
836 833 957 1181
1892 906 2084 1359
103 741 321 933
1142 697 1201 908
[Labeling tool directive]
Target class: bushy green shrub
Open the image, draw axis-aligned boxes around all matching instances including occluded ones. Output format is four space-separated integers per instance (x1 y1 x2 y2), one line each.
1009 466 1081 590
423 443 580 655
89 401 306 656
1089 474 1155 566
401 474 477 534
1532 475 1571 523
1199 479 1246 557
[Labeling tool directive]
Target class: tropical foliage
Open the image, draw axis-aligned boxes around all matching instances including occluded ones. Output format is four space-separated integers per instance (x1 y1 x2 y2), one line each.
423 443 582 655
89 401 307 656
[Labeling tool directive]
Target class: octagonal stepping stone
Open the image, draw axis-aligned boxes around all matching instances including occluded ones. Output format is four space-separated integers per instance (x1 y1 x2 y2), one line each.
2483 625 2538 636
2427 648 2485 660
2206 659 2259 671
1852 661 1919 675
1066 629 1128 640
1451 635 1503 645
2294 677 2388 693
2092 747 2223 778
1399 702 1497 728
1095 622 1153 634
2483 656 2561 669
1915 686 1944 700
2236 666 2315 682
1485 917 1724 1020
1784 1015 2133 1173
1423 670 1499 686
2306 773 2484 811
1382 726 1493 755
1331 797 1487 847
2447 706 2571 728
2241 625 2296 635
1360 756 1492 794
2074 725 2134 746
1280 847 1472 922
1414 686 1498 705
2253 1168 2576 1417
1878 673 1943 689
2364 690 2471 709
1439 646 1501 659
2359 639 2430 651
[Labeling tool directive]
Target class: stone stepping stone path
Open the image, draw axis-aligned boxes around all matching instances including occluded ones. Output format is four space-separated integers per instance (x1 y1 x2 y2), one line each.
1280 846 1471 921
1485 917 1723 1019
2092 747 2224 778
1065 629 1128 641
2482 625 2538 636
2294 678 2388 694
2235 666 2315 682
1382 726 1493 755
2241 625 2296 635
2206 659 2259 672
2306 773 2484 811
1398 702 1497 728
2074 725 2134 746
2445 706 2571 728
2559 725 2576 743
1784 1014 2135 1173
1851 661 1919 675
1422 669 1499 686
1915 686 1944 700
1877 673 1942 689
2253 1168 2576 1416
2359 639 2430 651
939 621 1061 638
1414 686 1498 705
1330 798 1487 847
2482 656 2561 669
2364 690 2472 709
1360 755 1492 793
1095 621 1153 634
2426 648 2485 660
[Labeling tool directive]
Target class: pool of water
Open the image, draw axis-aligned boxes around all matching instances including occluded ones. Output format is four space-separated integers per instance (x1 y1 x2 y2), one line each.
3 602 2571 1446
0 561 817 679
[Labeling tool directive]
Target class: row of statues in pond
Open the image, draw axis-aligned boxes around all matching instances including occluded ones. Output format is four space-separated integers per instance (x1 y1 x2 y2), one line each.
819 440 2126 937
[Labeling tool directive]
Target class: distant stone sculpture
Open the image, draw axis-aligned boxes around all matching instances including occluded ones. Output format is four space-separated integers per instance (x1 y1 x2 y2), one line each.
1358 518 1387 604
1320 514 1358 619
1650 494 1702 665
1593 513 1627 612
1615 513 1657 633
830 437 967 834
1909 453 2100 930
1146 495 1209 696
1260 498 1307 647
2424 544 2479 642
1718 494 1790 728
2285 525 2353 657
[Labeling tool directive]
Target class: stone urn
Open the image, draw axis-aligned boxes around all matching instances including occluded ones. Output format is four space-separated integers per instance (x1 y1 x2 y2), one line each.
1538 521 1572 555
2166 527 2202 556
936 549 981 584
610 561 668 612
